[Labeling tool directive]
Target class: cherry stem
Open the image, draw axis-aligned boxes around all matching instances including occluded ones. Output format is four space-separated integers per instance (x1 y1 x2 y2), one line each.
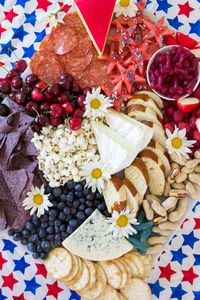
1 65 9 72
32 107 40 117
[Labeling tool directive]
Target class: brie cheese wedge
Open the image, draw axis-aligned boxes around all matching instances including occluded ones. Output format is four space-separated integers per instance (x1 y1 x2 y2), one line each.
62 209 133 261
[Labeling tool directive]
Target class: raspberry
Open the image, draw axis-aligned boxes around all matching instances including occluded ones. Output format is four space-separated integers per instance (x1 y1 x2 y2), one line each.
173 110 184 123
190 116 198 129
178 122 190 133
166 107 176 116
164 123 174 133
163 115 170 124
193 130 200 141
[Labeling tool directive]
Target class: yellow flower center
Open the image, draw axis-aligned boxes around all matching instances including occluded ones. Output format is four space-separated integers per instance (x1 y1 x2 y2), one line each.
120 0 130 7
33 194 44 205
90 98 101 109
117 215 129 227
171 137 182 149
91 168 102 179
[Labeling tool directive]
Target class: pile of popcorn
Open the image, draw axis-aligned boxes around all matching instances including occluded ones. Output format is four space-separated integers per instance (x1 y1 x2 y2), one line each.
32 119 99 187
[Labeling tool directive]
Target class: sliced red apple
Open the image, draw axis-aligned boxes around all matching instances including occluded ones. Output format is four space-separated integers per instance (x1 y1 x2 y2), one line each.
177 97 200 113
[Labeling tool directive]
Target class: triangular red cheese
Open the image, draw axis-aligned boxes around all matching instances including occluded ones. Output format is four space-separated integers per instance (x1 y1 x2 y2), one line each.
74 0 116 56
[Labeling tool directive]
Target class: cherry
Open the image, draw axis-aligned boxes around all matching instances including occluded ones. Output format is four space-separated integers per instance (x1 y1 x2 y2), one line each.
44 90 54 102
40 102 51 113
36 80 47 91
31 122 41 133
62 102 74 114
21 85 32 95
83 87 91 96
31 88 45 102
6 69 19 80
9 91 17 101
73 107 84 118
49 117 62 127
69 117 82 131
47 83 60 96
26 101 39 113
15 91 26 106
59 73 73 91
50 103 63 118
25 74 38 86
0 103 10 117
36 114 50 127
14 59 27 72
0 81 11 94
11 76 22 89
57 94 69 103
76 95 86 108
72 82 81 93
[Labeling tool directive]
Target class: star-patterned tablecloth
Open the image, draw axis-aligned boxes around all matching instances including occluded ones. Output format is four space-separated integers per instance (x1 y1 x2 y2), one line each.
0 0 200 299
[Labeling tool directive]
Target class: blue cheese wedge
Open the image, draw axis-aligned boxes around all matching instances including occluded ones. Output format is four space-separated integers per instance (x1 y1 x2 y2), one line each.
62 210 133 261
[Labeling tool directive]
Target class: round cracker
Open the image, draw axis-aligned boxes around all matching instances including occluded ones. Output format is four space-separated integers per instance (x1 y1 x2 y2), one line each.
132 252 153 277
94 284 121 300
125 253 145 278
45 248 72 280
78 259 97 291
98 261 122 289
78 264 107 300
61 255 82 283
67 260 90 291
120 278 152 300
122 256 140 277
118 292 128 300
118 257 132 281
112 260 128 288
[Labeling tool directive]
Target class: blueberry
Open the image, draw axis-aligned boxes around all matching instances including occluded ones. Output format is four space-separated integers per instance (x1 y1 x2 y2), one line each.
75 183 83 192
40 252 48 259
54 240 62 247
27 242 36 252
54 220 61 227
52 187 62 197
62 188 68 194
45 186 52 194
57 201 65 210
66 192 74 205
8 229 15 236
97 203 106 212
41 240 51 252
86 194 94 201
33 219 40 227
32 252 40 259
48 195 54 202
24 221 34 231
75 190 82 198
79 197 85 204
86 200 93 207
32 214 38 222
95 192 103 199
63 207 71 215
60 224 66 232
73 200 79 208
79 204 85 211
83 188 90 196
67 225 74 235
60 194 67 201
21 238 28 245
41 222 48 229
65 215 72 222
46 226 54 234
76 211 86 221
47 234 54 241
55 233 61 240
85 207 94 216
49 221 54 226
59 212 66 221
37 244 42 253
71 208 77 215
31 233 40 244
66 180 75 190
61 232 69 239
103 211 110 217
38 228 46 238
54 226 60 233
22 229 29 238
49 209 57 219
13 232 21 241
41 214 48 222
69 219 78 228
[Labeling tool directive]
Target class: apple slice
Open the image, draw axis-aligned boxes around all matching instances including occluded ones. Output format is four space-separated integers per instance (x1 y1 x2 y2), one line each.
177 97 200 113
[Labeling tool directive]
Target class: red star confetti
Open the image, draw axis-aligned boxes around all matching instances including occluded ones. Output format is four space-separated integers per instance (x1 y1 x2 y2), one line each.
2 273 19 290
143 17 174 47
159 263 176 281
194 218 200 230
101 43 120 74
0 253 7 270
46 281 63 298
178 1 194 18
4 9 18 22
13 294 25 300
35 263 48 278
37 0 52 11
182 267 198 285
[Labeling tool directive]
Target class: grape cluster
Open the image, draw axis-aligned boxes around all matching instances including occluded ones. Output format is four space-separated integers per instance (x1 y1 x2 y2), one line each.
0 59 90 131
8 180 110 259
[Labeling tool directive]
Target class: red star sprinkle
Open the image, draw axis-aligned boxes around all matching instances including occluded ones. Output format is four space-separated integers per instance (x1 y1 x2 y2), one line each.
0 253 7 270
46 281 63 298
182 267 198 285
4 9 18 23
13 294 25 300
194 218 200 230
37 0 52 11
180 217 189 229
2 273 19 290
159 263 176 281
178 2 194 18
35 263 48 278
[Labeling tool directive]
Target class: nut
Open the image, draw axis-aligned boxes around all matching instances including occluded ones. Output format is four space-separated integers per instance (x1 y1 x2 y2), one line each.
175 172 187 184
186 159 200 169
194 166 200 173
170 153 189 166
152 226 171 236
185 182 198 199
158 221 179 230
163 182 170 197
168 198 187 222
188 173 200 187
151 201 167 217
153 216 168 224
181 167 194 174
169 189 188 198
171 182 186 190
171 162 179 170
146 244 164 254
168 168 180 184
145 194 161 204
194 150 200 159
148 236 167 245
162 197 179 211
143 200 154 220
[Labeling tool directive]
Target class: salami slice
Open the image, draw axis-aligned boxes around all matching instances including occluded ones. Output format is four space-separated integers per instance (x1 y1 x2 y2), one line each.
30 51 62 74
63 12 85 32
51 25 78 55
64 50 93 73
39 35 52 51
36 59 64 84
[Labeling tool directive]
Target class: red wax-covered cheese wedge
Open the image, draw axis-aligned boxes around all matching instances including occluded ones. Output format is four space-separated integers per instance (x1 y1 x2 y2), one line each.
74 0 116 56
164 35 178 45
176 32 198 49
177 97 200 113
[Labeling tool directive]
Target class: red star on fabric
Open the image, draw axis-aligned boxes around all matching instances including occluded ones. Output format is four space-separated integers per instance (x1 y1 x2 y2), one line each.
0 25 6 37
35 263 48 278
194 218 200 230
0 253 7 270
46 281 63 298
37 0 52 11
13 294 25 300
182 267 198 285
4 9 18 22
58 2 71 13
159 263 176 281
2 273 19 290
180 218 189 229
178 2 194 18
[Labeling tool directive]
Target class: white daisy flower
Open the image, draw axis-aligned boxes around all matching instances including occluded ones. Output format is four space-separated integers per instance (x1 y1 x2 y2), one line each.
115 0 138 18
107 207 139 239
36 4 64 31
22 185 52 218
80 160 111 193
166 126 196 157
83 87 113 120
